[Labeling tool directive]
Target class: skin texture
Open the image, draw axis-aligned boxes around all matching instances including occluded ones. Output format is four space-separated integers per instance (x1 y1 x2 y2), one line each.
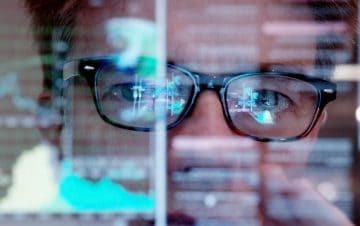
26 0 355 225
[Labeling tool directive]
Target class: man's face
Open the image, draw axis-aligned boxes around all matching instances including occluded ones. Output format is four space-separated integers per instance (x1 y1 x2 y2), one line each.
69 0 322 144
68 0 324 217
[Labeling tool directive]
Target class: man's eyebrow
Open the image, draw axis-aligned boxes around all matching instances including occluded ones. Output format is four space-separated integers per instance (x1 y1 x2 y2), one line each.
260 61 314 74
167 58 177 65
167 59 312 76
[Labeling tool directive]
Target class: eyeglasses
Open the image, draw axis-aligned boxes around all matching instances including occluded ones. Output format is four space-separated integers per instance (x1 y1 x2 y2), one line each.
63 56 336 142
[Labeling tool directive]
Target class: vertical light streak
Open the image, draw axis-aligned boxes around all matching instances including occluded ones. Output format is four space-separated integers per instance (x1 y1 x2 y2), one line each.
357 0 360 151
155 0 167 226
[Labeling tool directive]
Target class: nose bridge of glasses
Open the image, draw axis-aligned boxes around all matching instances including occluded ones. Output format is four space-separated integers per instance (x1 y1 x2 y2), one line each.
197 73 224 91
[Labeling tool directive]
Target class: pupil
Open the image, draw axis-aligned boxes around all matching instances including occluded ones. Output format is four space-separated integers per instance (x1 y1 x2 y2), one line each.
257 90 278 108
120 85 135 101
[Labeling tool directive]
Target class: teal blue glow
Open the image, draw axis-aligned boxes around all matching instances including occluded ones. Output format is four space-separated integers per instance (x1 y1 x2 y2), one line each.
168 99 185 114
152 75 181 98
237 87 258 110
149 75 185 116
59 161 154 212
167 76 181 93
253 110 274 125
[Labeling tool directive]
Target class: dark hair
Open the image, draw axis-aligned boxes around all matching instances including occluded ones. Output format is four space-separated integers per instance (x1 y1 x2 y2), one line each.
25 0 83 93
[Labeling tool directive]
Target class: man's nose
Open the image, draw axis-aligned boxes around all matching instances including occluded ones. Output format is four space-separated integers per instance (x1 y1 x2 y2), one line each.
170 90 237 136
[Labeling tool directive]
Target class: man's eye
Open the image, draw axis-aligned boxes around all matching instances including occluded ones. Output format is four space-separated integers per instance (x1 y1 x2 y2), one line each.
235 87 290 113
103 83 139 102
230 87 292 125
254 89 289 111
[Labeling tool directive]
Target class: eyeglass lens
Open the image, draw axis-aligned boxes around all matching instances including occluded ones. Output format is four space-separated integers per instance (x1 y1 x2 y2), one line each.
225 75 318 139
96 65 194 128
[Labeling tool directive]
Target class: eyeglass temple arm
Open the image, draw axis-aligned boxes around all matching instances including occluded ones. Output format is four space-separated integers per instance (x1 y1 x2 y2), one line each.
63 61 80 80
322 81 337 102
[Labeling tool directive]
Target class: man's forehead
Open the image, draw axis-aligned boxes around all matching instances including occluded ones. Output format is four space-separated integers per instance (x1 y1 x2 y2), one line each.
72 0 317 73
167 0 316 73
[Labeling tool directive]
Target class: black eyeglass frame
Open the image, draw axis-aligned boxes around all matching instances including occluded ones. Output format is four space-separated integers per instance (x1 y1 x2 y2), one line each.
63 56 337 142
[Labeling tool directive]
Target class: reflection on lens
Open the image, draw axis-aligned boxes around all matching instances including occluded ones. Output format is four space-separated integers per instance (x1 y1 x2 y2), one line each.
226 75 318 139
95 64 194 129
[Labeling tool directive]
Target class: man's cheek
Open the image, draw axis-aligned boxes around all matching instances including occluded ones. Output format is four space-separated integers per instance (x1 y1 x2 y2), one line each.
261 111 325 171
68 79 151 152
